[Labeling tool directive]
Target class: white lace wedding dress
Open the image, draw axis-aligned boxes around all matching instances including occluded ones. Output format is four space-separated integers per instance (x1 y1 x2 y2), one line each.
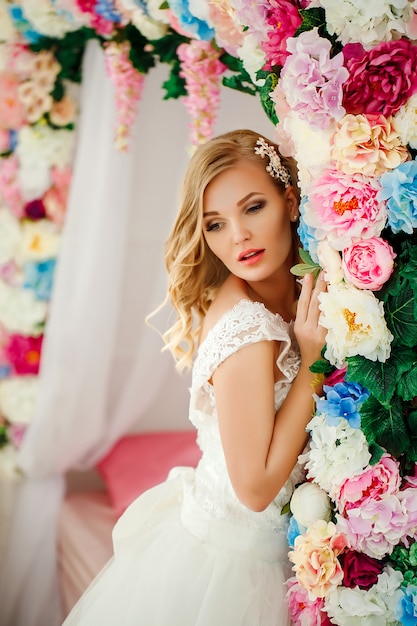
63 299 304 626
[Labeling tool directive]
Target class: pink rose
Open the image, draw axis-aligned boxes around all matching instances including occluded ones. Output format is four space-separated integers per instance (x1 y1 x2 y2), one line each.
341 550 384 590
324 366 347 386
342 237 396 291
342 39 417 118
337 454 401 513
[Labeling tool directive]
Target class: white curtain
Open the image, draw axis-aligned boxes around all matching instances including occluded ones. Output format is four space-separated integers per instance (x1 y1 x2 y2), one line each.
0 40 272 626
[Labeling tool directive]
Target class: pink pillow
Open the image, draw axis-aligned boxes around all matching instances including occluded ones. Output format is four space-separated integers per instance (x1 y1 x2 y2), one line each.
96 431 201 517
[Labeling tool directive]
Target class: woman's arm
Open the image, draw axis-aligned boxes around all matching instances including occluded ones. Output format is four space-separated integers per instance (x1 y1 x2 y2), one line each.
213 273 327 512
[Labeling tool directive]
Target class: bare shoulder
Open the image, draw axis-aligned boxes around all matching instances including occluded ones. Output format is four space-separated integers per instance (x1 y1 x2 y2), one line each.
199 276 250 345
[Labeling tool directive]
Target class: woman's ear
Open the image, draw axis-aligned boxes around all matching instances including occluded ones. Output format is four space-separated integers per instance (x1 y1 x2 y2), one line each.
285 186 299 221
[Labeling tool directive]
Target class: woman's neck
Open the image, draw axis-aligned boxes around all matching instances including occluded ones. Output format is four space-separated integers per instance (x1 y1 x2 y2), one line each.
244 274 299 323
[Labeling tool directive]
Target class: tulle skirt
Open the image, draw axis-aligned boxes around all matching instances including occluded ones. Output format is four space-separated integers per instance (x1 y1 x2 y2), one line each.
62 469 292 626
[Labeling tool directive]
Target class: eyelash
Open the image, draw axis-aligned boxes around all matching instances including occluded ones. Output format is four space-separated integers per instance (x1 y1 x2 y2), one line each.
205 203 264 232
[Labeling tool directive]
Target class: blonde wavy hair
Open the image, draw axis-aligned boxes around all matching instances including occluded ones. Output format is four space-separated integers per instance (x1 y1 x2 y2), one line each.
157 129 300 371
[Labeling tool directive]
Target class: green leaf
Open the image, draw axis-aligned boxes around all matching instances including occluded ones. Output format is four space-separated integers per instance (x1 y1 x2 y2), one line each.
345 356 396 406
360 395 408 458
398 362 417 401
257 72 279 125
281 502 290 515
368 442 385 465
161 69 186 99
384 279 417 347
295 7 327 35
310 359 333 375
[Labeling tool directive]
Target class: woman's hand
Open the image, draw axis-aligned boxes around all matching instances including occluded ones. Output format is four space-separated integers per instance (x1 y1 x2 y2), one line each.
294 272 327 367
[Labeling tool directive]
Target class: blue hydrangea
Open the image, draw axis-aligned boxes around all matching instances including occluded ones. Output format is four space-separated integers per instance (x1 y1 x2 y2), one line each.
297 197 319 263
168 0 215 40
287 515 305 549
394 585 417 626
379 160 417 234
9 130 18 153
0 364 11 379
23 259 56 302
95 0 122 23
316 381 370 429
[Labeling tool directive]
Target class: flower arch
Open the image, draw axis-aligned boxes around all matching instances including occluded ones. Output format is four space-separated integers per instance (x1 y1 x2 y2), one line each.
1 1 417 623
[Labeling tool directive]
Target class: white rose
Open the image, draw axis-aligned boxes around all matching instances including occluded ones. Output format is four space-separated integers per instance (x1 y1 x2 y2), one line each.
290 482 332 528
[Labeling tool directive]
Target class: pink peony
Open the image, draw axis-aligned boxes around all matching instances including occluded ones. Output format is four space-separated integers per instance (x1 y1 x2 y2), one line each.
261 0 302 69
337 454 401 514
286 577 331 625
0 72 26 129
289 520 348 599
331 113 410 177
398 487 417 545
336 494 410 558
342 39 417 118
342 237 396 291
303 168 387 249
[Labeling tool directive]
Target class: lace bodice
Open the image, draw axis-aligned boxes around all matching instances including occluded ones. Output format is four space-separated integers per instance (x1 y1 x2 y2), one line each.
188 299 305 533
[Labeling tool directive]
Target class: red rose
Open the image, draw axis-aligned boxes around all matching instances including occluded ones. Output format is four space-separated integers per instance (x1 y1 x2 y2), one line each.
342 39 417 117
341 550 384 590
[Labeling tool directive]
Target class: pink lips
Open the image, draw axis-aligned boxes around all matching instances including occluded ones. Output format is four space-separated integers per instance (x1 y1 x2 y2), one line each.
238 249 265 265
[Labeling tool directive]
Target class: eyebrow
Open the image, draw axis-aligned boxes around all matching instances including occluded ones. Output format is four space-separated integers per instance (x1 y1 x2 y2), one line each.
203 192 260 217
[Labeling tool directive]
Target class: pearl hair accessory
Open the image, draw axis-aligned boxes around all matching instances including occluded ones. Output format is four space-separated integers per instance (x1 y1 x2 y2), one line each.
254 137 291 188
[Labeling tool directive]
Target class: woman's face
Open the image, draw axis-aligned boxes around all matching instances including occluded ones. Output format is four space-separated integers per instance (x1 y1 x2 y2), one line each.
202 160 298 284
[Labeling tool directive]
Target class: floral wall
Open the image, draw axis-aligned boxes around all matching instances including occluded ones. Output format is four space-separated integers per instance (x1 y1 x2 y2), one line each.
1 1 417 623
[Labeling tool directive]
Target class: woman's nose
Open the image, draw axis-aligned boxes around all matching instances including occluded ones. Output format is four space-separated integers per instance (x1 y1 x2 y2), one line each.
232 221 250 244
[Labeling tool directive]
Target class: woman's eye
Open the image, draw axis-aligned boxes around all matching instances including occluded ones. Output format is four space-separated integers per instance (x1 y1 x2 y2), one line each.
206 221 222 232
247 203 263 214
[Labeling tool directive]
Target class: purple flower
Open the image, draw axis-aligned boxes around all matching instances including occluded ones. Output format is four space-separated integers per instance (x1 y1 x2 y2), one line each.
280 28 349 129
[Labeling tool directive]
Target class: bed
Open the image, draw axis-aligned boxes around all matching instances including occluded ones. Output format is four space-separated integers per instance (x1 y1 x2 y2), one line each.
57 430 201 618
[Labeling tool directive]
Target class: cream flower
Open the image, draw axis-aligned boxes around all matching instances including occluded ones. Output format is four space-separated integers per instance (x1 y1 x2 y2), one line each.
18 81 53 123
394 93 417 149
0 279 47 336
0 208 21 265
331 114 409 178
0 1 17 44
237 34 266 87
318 282 393 367
18 219 60 263
0 445 22 481
317 241 345 286
300 413 371 497
16 124 76 200
20 0 84 37
282 112 334 194
290 482 332 528
0 376 39 425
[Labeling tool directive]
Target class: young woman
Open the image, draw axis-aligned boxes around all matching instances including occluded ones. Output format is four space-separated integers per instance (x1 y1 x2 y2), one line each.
63 129 327 625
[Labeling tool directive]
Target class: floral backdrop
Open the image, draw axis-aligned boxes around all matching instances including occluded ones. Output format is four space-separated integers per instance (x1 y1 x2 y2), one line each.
1 1 417 624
